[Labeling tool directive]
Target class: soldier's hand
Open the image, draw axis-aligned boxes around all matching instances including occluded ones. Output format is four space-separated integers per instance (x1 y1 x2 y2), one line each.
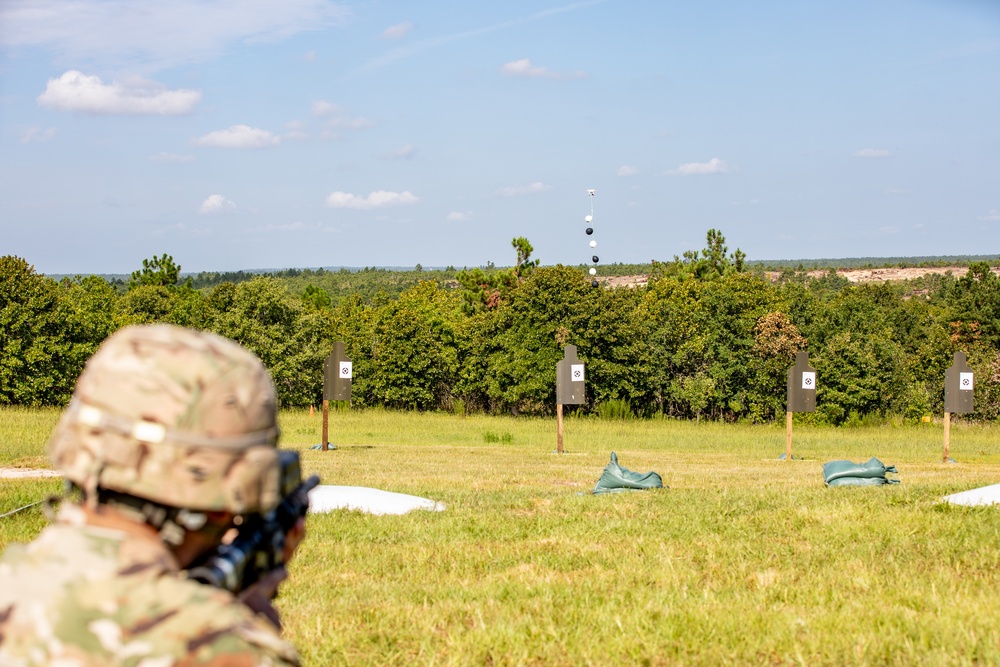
283 517 306 563
238 566 288 628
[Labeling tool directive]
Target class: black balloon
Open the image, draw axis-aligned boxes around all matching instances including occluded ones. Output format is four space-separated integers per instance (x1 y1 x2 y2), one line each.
585 227 593 235
591 279 599 288
592 255 599 263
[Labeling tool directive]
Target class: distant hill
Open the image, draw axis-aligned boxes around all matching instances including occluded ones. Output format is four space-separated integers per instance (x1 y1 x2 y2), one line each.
44 254 999 284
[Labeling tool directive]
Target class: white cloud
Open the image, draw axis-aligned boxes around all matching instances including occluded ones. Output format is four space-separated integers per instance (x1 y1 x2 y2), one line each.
853 148 892 158
665 158 731 176
303 50 317 62
878 226 901 234
391 144 416 159
981 209 1000 221
499 58 586 80
194 125 280 149
617 165 638 177
884 187 908 195
325 190 419 210
1 0 349 73
447 211 473 221
37 70 200 115
382 21 413 39
497 181 552 197
149 152 195 162
199 194 237 214
21 125 57 143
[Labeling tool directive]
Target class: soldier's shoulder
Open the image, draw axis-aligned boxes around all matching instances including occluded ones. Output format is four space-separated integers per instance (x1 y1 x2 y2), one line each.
1 528 299 666
133 575 301 665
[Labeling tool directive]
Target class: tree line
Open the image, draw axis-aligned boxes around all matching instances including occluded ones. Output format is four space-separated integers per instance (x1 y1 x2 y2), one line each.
4 234 1000 424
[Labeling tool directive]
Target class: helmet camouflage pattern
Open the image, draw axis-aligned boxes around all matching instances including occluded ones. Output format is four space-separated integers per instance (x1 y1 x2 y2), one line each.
48 324 282 514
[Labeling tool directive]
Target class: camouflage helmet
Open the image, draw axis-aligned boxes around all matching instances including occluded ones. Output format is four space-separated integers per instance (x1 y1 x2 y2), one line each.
48 324 282 514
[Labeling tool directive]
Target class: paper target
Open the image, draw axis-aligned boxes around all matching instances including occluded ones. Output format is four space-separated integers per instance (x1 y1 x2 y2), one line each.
960 372 973 390
801 371 816 390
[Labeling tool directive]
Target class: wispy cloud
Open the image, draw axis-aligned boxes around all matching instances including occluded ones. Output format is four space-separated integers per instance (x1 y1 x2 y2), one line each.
311 101 341 116
326 190 419 210
1 0 350 73
21 125 58 143
149 152 195 162
665 158 731 176
499 58 586 80
390 144 416 159
497 181 552 197
981 209 1000 221
194 125 280 148
199 194 237 214
254 221 324 232
884 187 908 195
382 21 413 39
853 148 892 158
284 120 309 141
37 70 200 115
447 211 473 221
356 0 606 73
312 100 375 137
617 165 638 177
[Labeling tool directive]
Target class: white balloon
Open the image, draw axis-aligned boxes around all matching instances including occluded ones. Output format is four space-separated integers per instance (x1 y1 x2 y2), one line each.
589 240 597 248
584 215 593 223
589 268 597 276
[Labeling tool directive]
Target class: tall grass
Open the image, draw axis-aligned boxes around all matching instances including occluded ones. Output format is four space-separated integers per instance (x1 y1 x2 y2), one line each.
4 407 1000 664
0 406 60 468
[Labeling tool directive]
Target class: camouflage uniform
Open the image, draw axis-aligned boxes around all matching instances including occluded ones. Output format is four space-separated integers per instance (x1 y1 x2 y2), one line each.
0 325 303 666
0 505 299 667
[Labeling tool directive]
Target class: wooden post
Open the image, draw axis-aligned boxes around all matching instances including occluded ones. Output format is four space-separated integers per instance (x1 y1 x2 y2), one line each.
785 411 793 461
943 411 951 463
322 399 329 452
556 403 564 454
309 405 314 417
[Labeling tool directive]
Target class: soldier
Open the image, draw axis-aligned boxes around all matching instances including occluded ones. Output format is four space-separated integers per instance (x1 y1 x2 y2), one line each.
0 324 305 666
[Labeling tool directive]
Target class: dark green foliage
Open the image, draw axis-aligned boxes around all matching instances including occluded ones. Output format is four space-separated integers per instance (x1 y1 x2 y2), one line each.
7 243 1000 424
356 281 460 411
0 257 74 405
209 277 330 408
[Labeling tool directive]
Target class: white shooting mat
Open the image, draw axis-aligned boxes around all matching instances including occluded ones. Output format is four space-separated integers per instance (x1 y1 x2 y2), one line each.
941 483 1000 507
308 485 445 516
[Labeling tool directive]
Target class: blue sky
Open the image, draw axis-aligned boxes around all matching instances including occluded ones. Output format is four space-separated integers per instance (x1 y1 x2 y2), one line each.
2 0 999 274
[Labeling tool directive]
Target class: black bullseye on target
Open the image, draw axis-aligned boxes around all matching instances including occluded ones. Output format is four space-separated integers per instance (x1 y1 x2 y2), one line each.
585 189 599 287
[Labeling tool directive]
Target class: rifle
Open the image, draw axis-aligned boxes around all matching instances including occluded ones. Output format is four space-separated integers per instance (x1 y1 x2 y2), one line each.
187 450 320 593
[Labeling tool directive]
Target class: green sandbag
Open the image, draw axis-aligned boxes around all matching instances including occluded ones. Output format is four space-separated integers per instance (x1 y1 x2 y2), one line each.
593 452 664 494
823 457 899 486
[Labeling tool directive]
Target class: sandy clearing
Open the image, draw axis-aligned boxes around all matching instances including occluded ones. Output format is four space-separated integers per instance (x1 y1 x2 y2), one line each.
599 266 998 288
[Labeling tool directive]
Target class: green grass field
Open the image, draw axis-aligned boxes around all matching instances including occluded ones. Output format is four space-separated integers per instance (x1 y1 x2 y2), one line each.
3 407 1000 665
